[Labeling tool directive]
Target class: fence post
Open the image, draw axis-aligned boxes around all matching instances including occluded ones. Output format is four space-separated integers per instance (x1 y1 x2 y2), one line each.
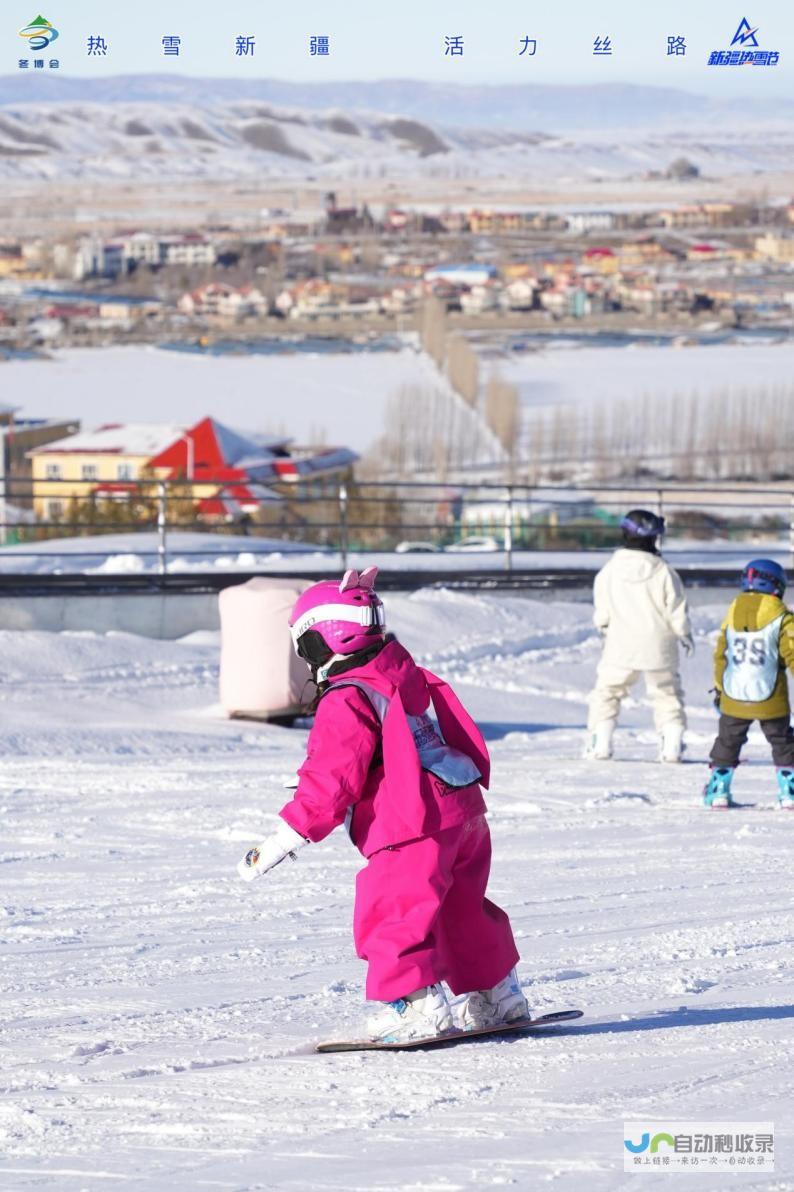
338 481 348 571
0 426 6 548
157 481 168 575
504 485 514 573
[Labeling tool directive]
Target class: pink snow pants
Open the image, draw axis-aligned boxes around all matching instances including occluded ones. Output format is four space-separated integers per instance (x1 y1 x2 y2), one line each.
353 815 520 1001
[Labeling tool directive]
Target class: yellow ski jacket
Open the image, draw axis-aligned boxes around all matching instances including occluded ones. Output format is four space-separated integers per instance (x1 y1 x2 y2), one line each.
714 591 794 720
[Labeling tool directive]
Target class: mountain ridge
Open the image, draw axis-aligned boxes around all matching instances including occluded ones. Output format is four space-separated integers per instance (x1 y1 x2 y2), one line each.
2 75 792 132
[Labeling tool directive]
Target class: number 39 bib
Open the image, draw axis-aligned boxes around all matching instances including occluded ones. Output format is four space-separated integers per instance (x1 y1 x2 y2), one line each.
723 615 783 703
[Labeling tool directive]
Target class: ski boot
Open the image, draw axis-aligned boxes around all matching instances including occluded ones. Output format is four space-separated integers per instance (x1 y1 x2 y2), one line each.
660 723 684 764
584 721 614 761
775 769 794 809
703 766 735 809
457 967 530 1031
366 983 454 1043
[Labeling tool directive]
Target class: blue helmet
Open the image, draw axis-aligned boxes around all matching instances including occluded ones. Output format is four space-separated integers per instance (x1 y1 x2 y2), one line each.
742 559 787 597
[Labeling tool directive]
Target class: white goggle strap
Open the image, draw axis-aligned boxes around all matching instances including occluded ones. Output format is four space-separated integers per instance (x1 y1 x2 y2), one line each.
290 601 384 647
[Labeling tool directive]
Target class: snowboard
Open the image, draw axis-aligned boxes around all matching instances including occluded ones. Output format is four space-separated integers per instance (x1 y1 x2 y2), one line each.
316 1009 583 1053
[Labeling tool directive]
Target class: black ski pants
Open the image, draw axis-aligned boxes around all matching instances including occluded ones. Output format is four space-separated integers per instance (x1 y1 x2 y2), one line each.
709 713 794 768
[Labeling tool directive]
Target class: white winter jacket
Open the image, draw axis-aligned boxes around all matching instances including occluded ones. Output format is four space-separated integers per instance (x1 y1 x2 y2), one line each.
593 548 691 670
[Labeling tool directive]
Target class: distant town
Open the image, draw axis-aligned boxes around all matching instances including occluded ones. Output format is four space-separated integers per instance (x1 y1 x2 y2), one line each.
1 185 794 349
2 178 794 550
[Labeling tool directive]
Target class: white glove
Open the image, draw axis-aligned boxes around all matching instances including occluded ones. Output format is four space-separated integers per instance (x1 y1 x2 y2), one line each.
237 820 308 882
680 635 695 657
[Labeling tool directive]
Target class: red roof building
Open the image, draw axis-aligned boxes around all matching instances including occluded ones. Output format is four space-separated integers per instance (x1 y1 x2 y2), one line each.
148 417 357 520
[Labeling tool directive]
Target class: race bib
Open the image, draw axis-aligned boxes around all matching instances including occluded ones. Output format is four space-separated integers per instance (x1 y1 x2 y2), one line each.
723 616 783 703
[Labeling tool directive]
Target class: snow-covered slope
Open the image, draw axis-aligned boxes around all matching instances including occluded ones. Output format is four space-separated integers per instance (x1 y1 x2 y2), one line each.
0 345 438 455
0 96 792 181
1 590 792 1188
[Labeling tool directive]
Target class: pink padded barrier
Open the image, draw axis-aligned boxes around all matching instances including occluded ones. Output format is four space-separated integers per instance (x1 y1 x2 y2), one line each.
219 577 313 720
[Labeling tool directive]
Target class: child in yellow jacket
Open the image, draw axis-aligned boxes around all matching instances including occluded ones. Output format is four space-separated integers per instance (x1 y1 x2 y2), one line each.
705 558 794 808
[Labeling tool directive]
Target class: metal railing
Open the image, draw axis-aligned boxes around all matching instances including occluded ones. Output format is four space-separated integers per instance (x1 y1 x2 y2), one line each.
1 475 794 576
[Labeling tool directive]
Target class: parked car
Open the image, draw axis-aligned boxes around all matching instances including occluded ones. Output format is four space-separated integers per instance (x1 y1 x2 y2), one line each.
394 540 439 553
443 535 500 553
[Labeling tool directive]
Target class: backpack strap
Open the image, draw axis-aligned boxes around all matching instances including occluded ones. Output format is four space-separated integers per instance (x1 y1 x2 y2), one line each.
325 677 390 722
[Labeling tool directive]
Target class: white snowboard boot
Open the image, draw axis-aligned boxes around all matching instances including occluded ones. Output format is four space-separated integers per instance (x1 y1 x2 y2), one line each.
457 967 530 1031
660 723 684 763
584 721 614 761
366 983 454 1043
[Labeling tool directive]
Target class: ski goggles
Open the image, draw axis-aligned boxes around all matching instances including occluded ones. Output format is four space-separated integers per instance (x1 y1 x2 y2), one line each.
289 600 385 647
620 514 666 538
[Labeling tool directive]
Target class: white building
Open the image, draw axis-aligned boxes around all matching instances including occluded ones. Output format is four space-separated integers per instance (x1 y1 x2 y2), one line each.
565 212 616 234
73 234 217 279
424 264 498 287
178 284 266 319
123 232 163 266
162 237 217 267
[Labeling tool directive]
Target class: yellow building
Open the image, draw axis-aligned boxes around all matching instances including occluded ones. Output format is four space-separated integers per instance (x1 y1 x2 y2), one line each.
582 247 619 274
0 248 25 278
755 234 794 263
28 423 185 522
0 243 47 280
502 263 534 280
467 210 526 234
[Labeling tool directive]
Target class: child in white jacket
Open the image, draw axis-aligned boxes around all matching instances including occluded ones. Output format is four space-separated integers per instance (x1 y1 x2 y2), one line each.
585 510 693 762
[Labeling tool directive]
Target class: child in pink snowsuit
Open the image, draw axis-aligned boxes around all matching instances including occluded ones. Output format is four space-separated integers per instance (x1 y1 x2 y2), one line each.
238 567 525 1042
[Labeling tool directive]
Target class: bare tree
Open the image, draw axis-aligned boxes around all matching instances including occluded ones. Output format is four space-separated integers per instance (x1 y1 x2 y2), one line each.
420 296 446 369
485 373 521 477
370 382 499 480
446 334 479 407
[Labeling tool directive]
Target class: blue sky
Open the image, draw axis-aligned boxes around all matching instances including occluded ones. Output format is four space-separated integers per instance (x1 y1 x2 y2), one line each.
8 0 793 93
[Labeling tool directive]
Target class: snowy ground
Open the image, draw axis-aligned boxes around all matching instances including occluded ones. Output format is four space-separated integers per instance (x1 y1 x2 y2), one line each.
1 591 792 1190
0 345 436 454
499 342 794 417
5 339 794 461
1 530 791 576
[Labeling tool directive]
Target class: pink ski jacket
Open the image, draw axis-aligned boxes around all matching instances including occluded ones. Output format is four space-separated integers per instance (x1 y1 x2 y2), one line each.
279 639 489 857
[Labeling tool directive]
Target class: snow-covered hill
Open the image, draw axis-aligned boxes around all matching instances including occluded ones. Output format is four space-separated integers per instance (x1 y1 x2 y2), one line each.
1 93 793 181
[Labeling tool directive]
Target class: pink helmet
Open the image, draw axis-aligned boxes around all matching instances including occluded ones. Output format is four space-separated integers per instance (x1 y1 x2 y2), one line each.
289 566 386 665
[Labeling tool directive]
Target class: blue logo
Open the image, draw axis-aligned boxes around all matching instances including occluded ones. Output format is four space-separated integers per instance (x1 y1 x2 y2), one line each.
625 1132 675 1154
730 18 759 47
708 17 778 65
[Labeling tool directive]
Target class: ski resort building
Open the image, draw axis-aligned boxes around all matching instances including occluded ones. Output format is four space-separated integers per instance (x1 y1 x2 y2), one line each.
29 417 358 524
28 423 185 521
147 417 357 520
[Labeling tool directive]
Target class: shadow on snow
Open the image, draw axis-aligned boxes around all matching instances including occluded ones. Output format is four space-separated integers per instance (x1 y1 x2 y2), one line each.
565 1004 794 1037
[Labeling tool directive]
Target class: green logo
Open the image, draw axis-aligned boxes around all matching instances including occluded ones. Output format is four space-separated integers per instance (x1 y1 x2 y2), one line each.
19 15 59 51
